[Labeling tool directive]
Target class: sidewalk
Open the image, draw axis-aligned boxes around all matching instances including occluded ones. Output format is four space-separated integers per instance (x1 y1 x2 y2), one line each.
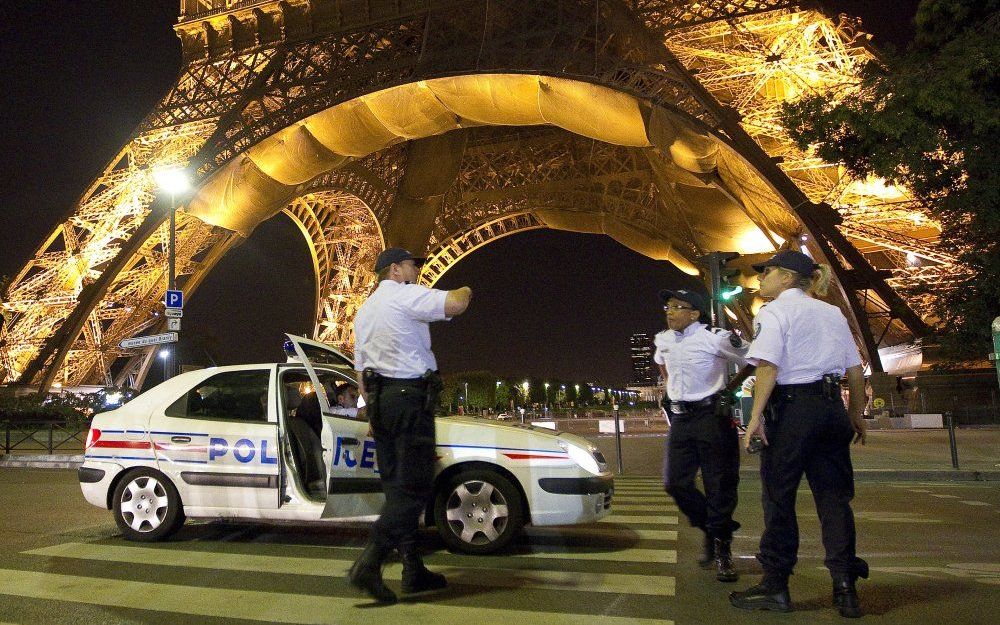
2 429 998 481
591 428 1000 481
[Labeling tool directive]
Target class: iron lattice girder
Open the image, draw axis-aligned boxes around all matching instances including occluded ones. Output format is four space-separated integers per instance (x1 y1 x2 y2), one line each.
1 1 931 388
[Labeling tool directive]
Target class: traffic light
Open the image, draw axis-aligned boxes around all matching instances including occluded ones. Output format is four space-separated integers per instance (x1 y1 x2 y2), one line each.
698 251 742 328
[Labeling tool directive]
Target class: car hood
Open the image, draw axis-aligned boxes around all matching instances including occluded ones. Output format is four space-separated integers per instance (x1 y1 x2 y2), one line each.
434 415 565 450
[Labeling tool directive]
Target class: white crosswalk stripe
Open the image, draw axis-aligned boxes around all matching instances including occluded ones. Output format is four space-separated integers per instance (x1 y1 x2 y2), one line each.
26 542 677 595
5 477 684 623
0 569 675 625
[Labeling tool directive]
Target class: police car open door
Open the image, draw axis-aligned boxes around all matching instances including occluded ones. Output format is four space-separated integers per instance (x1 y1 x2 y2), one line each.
284 335 384 518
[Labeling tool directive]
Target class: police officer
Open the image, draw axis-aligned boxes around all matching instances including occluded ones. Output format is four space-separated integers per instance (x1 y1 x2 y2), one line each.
655 288 748 582
347 247 472 604
730 250 868 618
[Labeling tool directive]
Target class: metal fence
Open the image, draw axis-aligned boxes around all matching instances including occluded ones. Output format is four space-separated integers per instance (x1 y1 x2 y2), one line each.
2 421 88 454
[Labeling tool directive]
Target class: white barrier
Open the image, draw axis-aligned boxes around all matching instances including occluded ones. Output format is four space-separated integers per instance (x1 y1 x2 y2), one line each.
598 419 625 434
906 413 944 428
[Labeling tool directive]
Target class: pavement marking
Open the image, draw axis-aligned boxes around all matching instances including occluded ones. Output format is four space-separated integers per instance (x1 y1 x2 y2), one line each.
0 569 676 624
930 494 959 499
960 501 991 506
613 498 676 507
855 511 942 523
526 526 677 541
612 504 679 513
515 546 677 564
603 514 679 525
25 543 675 597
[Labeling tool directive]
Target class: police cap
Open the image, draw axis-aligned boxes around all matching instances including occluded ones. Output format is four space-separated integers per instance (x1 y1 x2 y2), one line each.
659 289 707 315
374 247 426 273
752 249 818 277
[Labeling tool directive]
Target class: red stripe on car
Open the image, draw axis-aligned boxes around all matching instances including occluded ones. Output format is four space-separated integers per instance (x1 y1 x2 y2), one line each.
91 440 152 450
502 453 567 460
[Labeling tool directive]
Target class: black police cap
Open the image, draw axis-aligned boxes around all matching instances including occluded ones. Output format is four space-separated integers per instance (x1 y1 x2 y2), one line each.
374 247 426 273
659 289 707 313
751 249 818 277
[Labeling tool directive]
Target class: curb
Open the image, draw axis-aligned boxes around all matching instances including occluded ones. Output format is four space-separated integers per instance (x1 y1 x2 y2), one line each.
0 454 84 470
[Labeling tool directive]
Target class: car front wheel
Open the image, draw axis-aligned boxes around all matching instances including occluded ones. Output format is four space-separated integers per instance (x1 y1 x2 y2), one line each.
112 468 184 542
434 468 524 555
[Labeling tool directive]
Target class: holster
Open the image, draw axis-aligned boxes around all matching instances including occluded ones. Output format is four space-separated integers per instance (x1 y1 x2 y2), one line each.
363 368 383 422
422 369 443 413
822 373 842 401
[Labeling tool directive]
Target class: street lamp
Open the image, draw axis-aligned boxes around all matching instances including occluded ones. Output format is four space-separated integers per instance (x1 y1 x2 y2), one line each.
154 167 191 382
159 348 170 381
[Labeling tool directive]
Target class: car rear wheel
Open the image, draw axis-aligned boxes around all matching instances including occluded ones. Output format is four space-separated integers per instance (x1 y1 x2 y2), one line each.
434 468 524 555
112 468 184 542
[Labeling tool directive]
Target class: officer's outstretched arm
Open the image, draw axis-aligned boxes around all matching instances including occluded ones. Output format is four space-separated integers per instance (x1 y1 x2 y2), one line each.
846 365 867 445
445 286 473 317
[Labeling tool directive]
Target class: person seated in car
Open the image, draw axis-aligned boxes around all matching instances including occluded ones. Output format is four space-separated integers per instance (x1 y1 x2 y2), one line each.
297 381 365 436
331 383 361 418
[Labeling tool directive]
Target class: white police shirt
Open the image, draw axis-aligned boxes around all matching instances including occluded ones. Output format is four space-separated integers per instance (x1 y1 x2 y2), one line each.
653 322 749 401
746 288 862 385
353 280 450 379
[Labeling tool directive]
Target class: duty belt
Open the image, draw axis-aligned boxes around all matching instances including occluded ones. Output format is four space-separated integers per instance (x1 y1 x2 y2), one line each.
773 374 842 401
668 394 717 415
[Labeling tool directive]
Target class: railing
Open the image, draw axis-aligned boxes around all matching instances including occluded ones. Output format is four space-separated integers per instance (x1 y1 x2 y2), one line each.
2 421 88 455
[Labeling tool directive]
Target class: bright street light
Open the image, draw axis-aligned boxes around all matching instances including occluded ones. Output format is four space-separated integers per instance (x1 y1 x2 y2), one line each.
159 348 170 359
153 167 192 195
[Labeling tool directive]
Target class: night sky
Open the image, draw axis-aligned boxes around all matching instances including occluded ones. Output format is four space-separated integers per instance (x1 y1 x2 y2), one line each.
0 1 921 386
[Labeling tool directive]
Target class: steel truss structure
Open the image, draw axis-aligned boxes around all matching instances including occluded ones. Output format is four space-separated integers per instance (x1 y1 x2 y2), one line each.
1 1 946 390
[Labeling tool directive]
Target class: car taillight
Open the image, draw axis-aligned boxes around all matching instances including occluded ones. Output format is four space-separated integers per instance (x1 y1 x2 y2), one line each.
85 428 101 450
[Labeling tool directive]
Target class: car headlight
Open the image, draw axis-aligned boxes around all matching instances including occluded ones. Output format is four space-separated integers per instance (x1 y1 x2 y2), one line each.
558 440 605 475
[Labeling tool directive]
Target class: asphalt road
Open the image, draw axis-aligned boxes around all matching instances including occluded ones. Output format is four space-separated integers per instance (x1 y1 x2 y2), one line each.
0 468 997 624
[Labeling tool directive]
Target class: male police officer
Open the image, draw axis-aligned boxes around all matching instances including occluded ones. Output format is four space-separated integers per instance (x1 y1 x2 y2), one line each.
655 289 748 582
347 247 472 604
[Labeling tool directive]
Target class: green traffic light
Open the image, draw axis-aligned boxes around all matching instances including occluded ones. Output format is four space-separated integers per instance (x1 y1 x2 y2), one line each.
720 285 743 300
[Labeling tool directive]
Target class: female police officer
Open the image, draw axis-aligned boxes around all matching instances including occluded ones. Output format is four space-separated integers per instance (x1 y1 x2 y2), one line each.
729 250 868 618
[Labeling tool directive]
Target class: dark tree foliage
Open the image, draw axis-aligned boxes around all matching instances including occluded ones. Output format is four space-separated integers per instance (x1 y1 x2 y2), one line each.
782 0 1000 361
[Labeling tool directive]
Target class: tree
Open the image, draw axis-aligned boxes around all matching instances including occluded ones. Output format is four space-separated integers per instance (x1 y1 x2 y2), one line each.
781 0 1000 361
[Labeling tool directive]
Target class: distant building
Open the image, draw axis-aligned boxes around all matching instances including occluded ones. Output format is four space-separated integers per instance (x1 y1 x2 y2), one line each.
629 332 656 387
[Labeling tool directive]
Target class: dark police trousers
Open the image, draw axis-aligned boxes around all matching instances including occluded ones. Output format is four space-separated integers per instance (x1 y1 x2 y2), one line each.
663 402 740 540
758 383 868 579
369 377 436 552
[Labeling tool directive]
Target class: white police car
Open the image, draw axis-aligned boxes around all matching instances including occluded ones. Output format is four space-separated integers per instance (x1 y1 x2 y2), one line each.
79 335 613 554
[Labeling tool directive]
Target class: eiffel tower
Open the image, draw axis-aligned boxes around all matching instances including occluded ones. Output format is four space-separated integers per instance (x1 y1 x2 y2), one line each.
1 0 953 392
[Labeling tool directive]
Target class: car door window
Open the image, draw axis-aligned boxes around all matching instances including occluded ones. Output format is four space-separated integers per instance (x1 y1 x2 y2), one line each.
281 369 367 423
165 370 271 423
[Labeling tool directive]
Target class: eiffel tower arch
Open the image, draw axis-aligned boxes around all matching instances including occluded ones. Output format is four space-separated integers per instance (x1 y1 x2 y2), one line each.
2 1 944 391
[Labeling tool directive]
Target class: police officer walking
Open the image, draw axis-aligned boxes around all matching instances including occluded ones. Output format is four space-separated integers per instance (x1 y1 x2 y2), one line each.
655 288 748 582
730 250 868 618
348 247 472 604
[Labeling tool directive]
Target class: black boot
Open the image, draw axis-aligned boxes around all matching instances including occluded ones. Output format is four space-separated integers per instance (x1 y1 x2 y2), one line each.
698 532 715 568
400 545 447 594
348 542 397 604
833 576 862 618
714 538 738 582
730 574 791 612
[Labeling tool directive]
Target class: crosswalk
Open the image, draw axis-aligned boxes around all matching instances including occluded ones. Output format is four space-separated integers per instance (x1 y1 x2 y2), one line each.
1 476 681 624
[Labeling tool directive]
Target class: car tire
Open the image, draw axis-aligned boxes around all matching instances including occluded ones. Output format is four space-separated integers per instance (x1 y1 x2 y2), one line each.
433 468 524 555
112 468 185 542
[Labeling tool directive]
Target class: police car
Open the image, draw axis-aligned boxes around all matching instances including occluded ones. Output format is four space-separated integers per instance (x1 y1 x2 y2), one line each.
79 335 613 554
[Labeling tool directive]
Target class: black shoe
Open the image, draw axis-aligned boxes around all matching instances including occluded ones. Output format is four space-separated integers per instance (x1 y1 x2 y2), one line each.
698 532 715 568
714 538 738 583
348 542 397 604
833 578 862 618
730 581 792 612
401 548 447 594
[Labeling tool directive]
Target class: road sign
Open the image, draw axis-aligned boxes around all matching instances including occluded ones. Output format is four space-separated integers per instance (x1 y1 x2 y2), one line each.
165 290 184 308
164 308 183 318
120 332 178 350
167 318 181 331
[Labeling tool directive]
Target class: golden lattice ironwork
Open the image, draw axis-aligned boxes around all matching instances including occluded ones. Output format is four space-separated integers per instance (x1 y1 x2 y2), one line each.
663 9 968 319
1 1 944 389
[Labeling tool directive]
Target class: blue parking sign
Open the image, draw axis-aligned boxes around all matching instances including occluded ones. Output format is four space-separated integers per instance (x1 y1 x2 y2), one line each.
165 290 184 309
